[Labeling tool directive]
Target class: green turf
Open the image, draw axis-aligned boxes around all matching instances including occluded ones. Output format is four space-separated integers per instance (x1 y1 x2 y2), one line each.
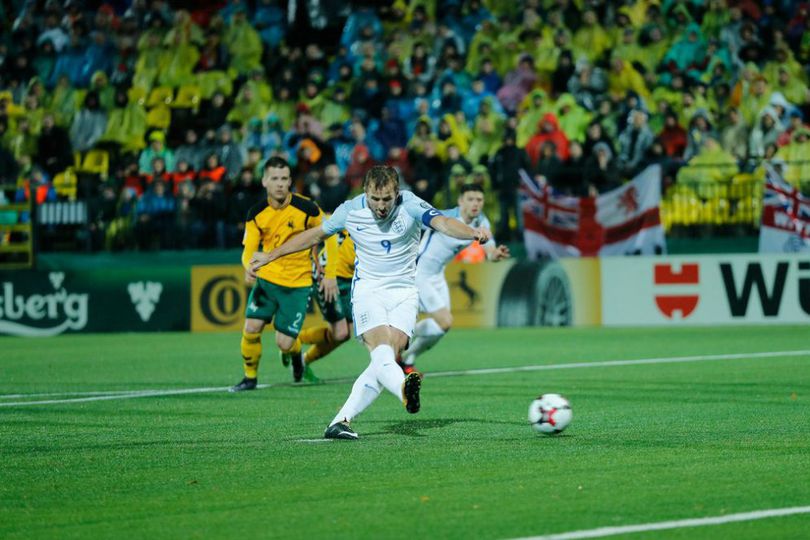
1 326 809 540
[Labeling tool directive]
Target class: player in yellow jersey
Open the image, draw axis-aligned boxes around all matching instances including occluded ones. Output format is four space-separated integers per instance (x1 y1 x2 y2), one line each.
230 157 334 391
297 230 356 381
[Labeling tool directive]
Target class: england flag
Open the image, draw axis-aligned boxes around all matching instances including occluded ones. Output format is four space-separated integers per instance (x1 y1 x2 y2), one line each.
521 165 667 259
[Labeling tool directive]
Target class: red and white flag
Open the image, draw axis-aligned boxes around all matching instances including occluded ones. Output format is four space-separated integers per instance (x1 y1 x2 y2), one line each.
759 163 810 253
521 165 666 258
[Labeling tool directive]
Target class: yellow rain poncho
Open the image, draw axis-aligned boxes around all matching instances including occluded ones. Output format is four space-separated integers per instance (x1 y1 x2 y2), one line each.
224 14 263 75
435 113 470 161
516 89 553 147
555 93 592 143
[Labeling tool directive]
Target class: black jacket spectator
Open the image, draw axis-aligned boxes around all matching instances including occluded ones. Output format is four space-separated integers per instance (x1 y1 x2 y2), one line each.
37 114 73 178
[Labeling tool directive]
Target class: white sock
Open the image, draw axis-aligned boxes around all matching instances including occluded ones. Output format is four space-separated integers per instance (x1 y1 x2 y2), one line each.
402 318 445 365
370 344 405 399
330 364 380 426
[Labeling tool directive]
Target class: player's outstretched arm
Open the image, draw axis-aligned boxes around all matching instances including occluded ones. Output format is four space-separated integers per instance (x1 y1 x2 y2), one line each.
250 226 330 272
430 215 491 244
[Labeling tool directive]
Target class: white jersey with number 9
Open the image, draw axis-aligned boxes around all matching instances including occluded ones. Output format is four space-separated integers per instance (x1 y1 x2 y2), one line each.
322 191 440 295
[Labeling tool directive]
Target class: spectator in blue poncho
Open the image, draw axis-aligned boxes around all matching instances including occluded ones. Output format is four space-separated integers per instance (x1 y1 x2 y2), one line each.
48 32 86 88
661 23 707 83
253 0 286 49
79 32 115 87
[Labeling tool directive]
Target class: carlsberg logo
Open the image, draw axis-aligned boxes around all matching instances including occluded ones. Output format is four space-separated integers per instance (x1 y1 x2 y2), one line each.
0 274 89 337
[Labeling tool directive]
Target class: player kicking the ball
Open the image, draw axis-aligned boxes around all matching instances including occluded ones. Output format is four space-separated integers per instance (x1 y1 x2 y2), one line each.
400 183 509 373
249 166 489 440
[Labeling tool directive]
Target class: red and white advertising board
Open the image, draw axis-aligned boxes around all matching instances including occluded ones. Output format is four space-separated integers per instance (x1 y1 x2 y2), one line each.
602 254 810 325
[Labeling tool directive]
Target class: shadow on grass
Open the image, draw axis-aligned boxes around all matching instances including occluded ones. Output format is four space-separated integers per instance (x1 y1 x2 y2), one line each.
361 418 528 438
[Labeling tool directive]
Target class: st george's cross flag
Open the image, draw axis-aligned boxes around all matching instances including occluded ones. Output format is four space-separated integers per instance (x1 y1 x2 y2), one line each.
521 165 666 258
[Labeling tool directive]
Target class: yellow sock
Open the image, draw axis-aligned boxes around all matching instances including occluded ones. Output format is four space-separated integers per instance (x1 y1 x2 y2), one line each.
304 340 342 364
298 324 330 344
241 331 262 378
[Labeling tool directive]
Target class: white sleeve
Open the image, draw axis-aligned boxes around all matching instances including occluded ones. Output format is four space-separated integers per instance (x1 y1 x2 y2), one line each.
322 202 349 235
400 192 441 229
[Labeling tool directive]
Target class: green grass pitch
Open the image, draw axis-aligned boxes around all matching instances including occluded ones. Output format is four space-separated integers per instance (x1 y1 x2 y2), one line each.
1 326 809 539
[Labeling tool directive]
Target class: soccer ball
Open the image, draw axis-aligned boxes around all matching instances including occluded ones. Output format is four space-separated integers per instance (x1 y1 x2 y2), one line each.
528 393 572 435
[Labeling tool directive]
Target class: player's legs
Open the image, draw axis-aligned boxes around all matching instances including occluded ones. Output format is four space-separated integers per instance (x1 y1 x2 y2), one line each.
275 331 300 353
238 317 265 383
303 319 349 360
329 324 413 427
232 279 277 392
299 278 352 382
273 284 309 382
327 289 420 434
403 274 452 368
403 309 451 365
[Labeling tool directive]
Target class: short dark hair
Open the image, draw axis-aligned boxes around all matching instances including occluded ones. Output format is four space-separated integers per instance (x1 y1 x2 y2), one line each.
459 183 485 196
264 156 291 172
363 165 399 191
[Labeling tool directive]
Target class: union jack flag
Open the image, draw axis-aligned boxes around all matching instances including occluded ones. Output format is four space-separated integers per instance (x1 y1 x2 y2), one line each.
759 163 810 252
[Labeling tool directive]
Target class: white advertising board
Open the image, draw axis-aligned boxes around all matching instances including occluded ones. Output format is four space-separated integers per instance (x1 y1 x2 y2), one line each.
601 254 810 325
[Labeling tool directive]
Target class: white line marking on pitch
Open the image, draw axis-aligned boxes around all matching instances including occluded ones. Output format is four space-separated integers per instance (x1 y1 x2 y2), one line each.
1 349 808 408
509 505 810 540
429 349 810 378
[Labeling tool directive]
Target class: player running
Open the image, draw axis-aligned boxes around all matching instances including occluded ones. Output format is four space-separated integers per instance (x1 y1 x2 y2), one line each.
400 183 510 373
249 166 489 439
230 157 334 392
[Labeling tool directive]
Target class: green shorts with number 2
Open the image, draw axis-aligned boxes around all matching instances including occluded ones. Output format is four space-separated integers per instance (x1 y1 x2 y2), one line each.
245 278 310 338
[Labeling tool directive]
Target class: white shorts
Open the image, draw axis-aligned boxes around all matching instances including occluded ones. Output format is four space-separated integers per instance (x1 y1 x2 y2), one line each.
416 271 451 314
352 285 419 338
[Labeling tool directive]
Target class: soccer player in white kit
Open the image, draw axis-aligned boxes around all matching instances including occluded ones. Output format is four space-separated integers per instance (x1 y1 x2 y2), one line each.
249 166 490 439
401 183 510 373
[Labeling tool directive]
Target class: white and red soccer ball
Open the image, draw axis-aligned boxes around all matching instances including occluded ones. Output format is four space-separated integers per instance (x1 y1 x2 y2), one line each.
528 393 572 434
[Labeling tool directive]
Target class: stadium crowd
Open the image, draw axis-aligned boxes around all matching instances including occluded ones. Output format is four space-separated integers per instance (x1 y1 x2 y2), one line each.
0 0 809 250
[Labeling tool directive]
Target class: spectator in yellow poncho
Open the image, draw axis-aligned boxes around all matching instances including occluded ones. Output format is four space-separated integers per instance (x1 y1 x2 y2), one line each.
739 76 772 128
90 71 115 111
435 113 470 161
47 75 81 127
775 128 810 189
134 22 167 89
407 116 438 157
555 93 592 143
516 89 553 147
700 0 731 38
572 10 611 64
101 89 148 153
266 86 297 131
158 12 201 88
607 56 650 102
319 87 351 129
762 47 807 87
224 9 263 75
21 93 45 136
468 97 505 165
772 67 808 107
677 137 739 191
6 118 38 161
226 85 268 127
243 70 273 104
